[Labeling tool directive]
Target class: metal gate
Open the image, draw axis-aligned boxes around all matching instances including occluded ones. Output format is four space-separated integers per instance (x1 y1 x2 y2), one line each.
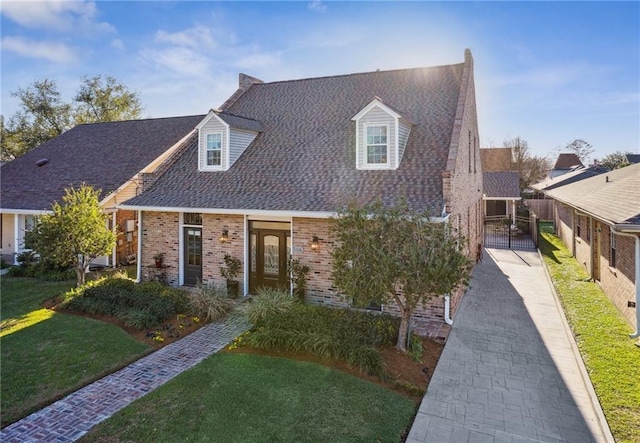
483 215 537 251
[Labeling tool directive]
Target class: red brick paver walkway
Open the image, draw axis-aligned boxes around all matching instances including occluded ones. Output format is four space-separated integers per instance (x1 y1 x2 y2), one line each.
1 312 249 443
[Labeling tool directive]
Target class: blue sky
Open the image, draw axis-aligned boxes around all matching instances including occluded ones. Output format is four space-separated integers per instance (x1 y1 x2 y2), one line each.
1 1 638 162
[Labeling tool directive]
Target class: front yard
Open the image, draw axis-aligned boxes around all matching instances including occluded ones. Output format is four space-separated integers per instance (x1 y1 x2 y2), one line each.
540 233 640 443
80 352 416 442
0 277 152 427
1 275 440 440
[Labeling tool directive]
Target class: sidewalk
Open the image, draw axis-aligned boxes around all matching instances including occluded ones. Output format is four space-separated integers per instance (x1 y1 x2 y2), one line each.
407 248 613 443
1 312 249 443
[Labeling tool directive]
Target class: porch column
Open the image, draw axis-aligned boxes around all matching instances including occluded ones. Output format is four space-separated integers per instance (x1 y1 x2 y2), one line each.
13 214 19 264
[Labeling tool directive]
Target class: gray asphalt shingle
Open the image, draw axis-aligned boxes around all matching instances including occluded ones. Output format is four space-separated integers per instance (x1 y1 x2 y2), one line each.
125 63 465 213
1 115 204 211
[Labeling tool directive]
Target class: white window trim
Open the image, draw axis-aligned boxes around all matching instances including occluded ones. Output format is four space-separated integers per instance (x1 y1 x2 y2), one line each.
363 123 391 169
200 131 224 171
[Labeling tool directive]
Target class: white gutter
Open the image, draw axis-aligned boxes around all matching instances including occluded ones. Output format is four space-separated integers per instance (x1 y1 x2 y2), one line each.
0 209 51 215
444 294 454 326
612 228 640 338
116 205 451 224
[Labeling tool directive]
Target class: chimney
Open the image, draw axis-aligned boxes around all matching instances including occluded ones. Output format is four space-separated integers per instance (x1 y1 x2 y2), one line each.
239 73 263 90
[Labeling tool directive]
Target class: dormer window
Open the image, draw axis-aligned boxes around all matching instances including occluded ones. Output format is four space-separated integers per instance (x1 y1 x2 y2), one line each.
206 133 222 166
365 125 389 165
352 97 413 170
197 110 263 172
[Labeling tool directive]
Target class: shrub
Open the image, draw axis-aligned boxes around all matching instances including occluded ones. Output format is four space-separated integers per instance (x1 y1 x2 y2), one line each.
408 332 424 363
246 302 398 376
188 282 235 323
120 309 158 330
60 275 182 329
245 287 297 326
137 282 191 314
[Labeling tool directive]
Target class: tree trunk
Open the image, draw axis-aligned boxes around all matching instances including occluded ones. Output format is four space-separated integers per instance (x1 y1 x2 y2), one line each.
75 264 86 287
396 312 410 352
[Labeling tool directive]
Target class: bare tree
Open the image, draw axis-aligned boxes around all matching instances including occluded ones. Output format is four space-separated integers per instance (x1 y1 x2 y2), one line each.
564 139 594 165
504 137 551 192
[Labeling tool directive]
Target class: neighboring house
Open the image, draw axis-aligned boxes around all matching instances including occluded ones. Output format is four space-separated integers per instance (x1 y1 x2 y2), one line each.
549 153 584 178
625 153 640 165
120 49 483 325
542 163 640 336
482 171 521 218
0 115 204 266
528 165 608 220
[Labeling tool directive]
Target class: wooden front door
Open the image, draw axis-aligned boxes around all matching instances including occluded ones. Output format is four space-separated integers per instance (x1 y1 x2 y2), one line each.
183 227 202 286
249 228 290 293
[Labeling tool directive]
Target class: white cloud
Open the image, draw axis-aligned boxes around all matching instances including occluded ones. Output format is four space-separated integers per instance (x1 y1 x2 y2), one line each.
111 38 124 50
1 36 77 63
1 0 114 33
140 46 213 79
155 25 216 49
308 1 327 13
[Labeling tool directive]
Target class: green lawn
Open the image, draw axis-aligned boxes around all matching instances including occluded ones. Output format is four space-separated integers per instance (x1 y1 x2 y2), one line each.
81 353 416 443
539 234 640 443
0 277 151 427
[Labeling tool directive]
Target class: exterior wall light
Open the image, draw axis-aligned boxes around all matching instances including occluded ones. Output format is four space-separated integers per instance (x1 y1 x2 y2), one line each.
219 229 230 243
310 235 320 250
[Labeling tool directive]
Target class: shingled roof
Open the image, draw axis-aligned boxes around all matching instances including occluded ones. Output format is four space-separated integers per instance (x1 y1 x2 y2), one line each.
123 61 467 214
0 115 204 211
531 166 607 192
483 171 521 199
553 153 583 170
544 163 640 226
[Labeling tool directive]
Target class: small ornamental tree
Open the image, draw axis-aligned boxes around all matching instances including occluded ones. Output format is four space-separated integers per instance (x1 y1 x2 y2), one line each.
331 201 472 352
29 184 116 286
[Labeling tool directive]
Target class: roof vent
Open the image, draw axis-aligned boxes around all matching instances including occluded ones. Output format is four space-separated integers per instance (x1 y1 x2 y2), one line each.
605 175 609 183
35 158 49 167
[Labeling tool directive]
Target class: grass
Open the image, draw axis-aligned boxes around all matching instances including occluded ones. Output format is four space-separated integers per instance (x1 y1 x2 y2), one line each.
539 233 640 443
81 353 416 443
0 277 152 427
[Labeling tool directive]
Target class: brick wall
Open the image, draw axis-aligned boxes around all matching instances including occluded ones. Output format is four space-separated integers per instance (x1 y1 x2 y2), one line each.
140 211 245 291
598 228 636 328
551 206 637 329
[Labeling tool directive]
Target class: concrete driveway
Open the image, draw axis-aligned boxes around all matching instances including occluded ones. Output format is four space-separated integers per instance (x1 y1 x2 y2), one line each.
407 248 613 443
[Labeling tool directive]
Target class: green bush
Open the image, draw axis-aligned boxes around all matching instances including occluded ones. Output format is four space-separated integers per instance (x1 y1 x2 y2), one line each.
188 283 235 323
246 302 398 376
60 276 184 329
245 287 297 326
120 309 158 330
137 282 191 314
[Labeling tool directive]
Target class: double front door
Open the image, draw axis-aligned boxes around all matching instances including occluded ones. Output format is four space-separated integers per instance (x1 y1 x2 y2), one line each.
249 224 290 293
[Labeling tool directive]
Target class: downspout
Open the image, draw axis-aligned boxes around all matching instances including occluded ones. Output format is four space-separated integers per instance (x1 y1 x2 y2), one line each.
443 216 454 326
444 294 454 326
112 212 117 268
136 210 142 283
613 230 640 338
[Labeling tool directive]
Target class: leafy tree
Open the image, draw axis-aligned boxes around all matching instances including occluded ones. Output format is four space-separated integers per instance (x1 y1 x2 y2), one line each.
1 76 142 161
504 137 550 192
74 75 142 124
599 151 633 170
331 201 472 352
29 184 116 286
1 79 73 161
564 139 594 165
